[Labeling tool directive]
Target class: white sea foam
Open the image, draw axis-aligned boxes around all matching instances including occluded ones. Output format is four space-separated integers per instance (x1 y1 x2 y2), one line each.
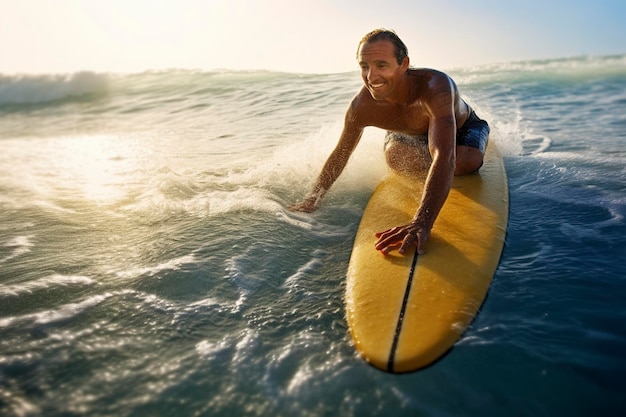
232 328 261 366
0 390 40 417
114 254 198 279
283 250 326 291
114 121 386 222
0 293 112 328
0 274 96 297
0 235 34 263
199 188 283 216
195 336 232 357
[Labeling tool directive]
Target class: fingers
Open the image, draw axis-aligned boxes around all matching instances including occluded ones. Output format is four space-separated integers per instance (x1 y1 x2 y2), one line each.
289 204 313 213
415 232 426 255
375 225 430 256
374 227 402 253
415 229 430 255
374 227 412 255
374 226 400 239
398 233 416 255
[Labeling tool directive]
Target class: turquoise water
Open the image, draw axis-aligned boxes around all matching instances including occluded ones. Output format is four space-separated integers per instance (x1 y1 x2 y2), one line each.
1 55 625 416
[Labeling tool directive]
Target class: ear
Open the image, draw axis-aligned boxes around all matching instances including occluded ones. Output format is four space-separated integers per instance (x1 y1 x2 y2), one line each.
401 56 410 71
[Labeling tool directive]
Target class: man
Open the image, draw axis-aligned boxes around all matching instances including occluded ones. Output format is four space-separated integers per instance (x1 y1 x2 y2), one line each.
290 29 490 256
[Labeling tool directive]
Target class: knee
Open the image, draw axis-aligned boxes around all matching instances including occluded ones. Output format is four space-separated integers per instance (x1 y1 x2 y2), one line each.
454 146 484 176
454 160 481 176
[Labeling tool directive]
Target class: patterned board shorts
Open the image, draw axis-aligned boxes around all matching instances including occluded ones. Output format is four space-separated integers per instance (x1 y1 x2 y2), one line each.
384 111 490 153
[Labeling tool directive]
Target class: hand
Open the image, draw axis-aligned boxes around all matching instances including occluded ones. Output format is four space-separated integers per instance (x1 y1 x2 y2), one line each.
289 187 326 213
374 221 431 256
288 196 319 213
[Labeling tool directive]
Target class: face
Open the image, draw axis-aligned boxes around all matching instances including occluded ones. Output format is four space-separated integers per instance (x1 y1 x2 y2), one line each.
357 40 409 101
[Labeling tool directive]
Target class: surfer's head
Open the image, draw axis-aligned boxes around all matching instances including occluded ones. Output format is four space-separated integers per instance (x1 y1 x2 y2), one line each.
357 29 408 66
357 30 410 102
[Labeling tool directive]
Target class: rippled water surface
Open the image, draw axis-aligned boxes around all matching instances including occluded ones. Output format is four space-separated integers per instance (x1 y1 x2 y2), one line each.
1 56 625 416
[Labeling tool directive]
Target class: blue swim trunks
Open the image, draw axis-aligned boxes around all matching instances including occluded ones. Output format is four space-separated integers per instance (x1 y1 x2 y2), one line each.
385 111 490 153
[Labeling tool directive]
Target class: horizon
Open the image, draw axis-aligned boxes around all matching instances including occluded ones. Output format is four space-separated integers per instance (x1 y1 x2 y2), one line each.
2 52 623 78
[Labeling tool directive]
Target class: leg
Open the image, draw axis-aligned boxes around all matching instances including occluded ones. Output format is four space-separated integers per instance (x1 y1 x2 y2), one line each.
454 145 484 176
455 112 490 176
384 123 488 177
384 140 431 176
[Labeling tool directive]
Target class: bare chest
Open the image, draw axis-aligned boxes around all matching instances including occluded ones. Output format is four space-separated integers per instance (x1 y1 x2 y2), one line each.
367 104 430 135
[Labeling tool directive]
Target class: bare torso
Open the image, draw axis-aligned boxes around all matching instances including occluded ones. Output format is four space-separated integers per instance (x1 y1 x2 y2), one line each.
352 68 471 136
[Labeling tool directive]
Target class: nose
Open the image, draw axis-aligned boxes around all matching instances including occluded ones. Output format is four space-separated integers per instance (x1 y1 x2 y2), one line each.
366 67 378 82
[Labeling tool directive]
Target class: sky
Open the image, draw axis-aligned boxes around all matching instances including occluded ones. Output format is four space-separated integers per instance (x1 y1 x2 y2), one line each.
1 0 625 74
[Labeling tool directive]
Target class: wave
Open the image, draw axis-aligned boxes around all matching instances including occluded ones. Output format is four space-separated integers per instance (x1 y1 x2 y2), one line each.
451 54 626 86
2 54 622 109
0 68 310 107
0 71 110 107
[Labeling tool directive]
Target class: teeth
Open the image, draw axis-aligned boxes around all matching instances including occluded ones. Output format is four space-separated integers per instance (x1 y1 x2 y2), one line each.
371 83 384 88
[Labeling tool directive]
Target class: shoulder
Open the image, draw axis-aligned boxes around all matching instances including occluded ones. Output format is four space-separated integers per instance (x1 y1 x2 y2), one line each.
410 68 458 114
350 87 376 108
345 87 378 125
410 68 456 93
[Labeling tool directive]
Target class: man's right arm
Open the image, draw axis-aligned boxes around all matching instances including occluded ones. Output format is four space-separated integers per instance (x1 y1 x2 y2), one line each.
289 99 365 212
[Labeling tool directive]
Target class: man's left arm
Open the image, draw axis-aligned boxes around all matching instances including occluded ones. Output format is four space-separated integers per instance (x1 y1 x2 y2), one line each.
375 76 457 255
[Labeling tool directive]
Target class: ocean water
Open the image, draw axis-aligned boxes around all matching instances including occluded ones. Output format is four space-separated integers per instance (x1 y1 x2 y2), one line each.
1 55 625 416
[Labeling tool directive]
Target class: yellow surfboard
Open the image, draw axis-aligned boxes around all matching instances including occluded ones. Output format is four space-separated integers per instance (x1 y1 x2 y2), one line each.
345 141 508 373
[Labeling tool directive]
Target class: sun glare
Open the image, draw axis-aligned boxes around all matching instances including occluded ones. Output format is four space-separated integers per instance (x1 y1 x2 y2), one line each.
55 134 138 204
